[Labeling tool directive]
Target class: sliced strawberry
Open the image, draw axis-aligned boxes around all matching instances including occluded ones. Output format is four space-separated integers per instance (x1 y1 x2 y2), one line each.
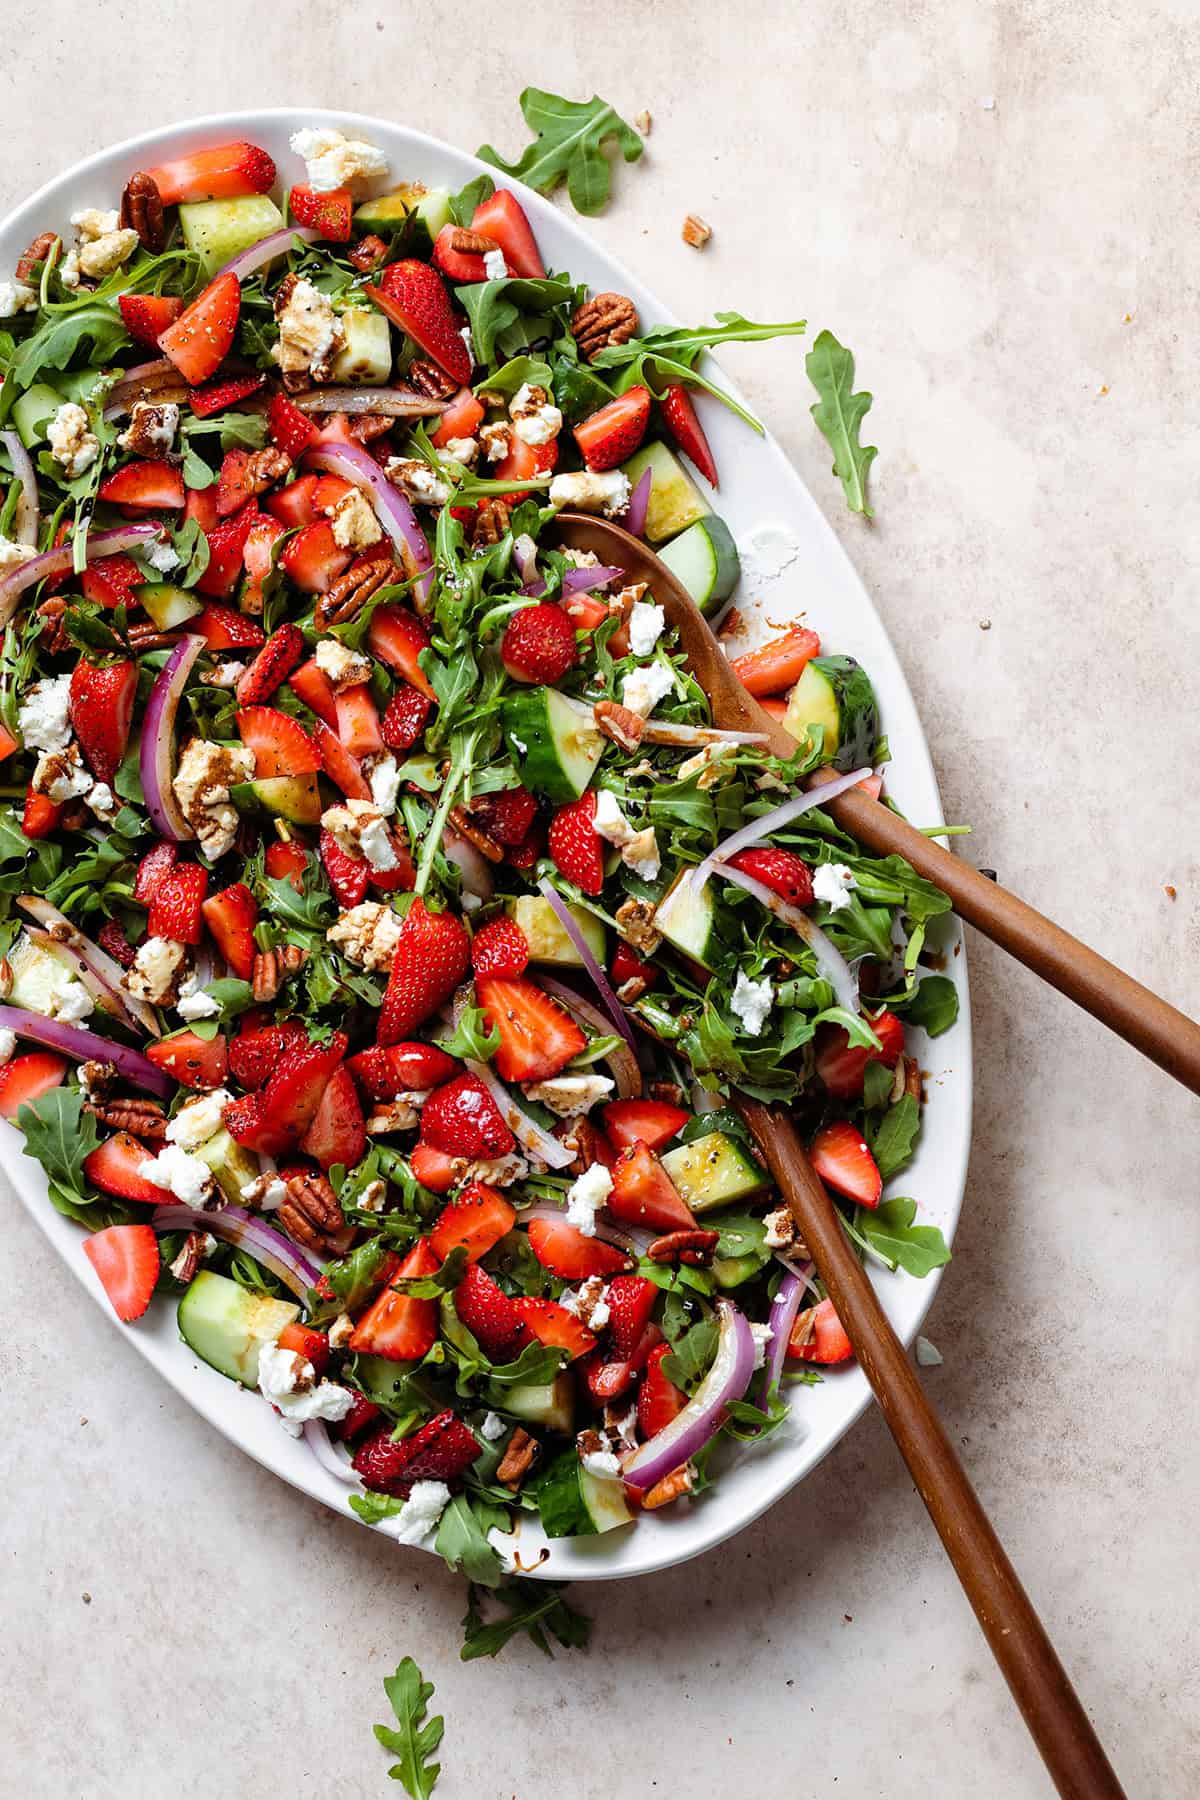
83 1223 160 1322
607 1140 698 1232
605 1274 659 1358
194 505 256 598
637 1339 688 1438
471 189 546 279
352 1406 479 1495
97 459 185 511
421 1073 515 1159
201 881 258 979
560 589 610 632
21 789 62 839
585 1320 663 1405
69 657 137 784
135 841 179 906
573 386 652 472
473 786 538 847
470 917 529 979
348 1238 441 1363
265 473 320 528
235 623 305 706
431 224 492 284
347 1042 459 1103
291 184 353 241
474 975 586 1083
611 943 656 992
369 262 471 384
334 684 383 757
500 602 576 684
189 373 266 418
241 512 287 614
728 846 815 907
380 682 433 752
311 716 372 799
409 1140 460 1193
660 383 718 486
809 1121 883 1209
280 520 353 594
331 1392 383 1441
730 626 822 698
146 1030 229 1091
815 1010 906 1100
299 1063 366 1171
512 1295 595 1361
430 386 485 448
266 394 318 463
259 1030 348 1145
602 1098 689 1154
377 899 471 1044
493 433 558 493
157 271 241 386
222 1090 289 1154
454 1260 522 1358
147 862 208 942
0 1051 67 1118
789 1296 853 1365
193 601 265 649
277 1320 331 1376
547 790 604 896
263 839 309 892
319 827 369 907
118 291 183 349
289 658 339 729
96 919 136 968
526 1216 629 1280
83 1131 170 1203
184 484 220 533
216 449 257 518
367 604 436 700
81 553 142 609
229 1018 307 1090
142 141 276 205
430 1183 516 1264
237 705 321 778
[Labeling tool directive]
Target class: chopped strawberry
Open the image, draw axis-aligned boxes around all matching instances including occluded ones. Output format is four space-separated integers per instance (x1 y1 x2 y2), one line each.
280 520 353 593
184 485 220 533
471 189 545 279
472 786 538 847
266 394 318 463
215 450 256 518
290 184 353 241
222 1089 287 1154
83 1223 160 1323
492 433 558 494
118 291 183 349
789 1296 853 1365
430 386 485 448
809 1121 883 1209
348 1238 441 1363
235 623 305 705
660 383 718 486
728 847 815 908
637 1339 688 1438
366 604 437 700
237 705 321 778
289 658 339 729
369 261 471 384
157 271 241 386
347 1041 459 1103
377 898 471 1044
512 1295 595 1361
573 386 652 471
96 919 137 968
471 917 529 979
319 827 369 907
421 1072 515 1159
193 600 265 648
500 601 576 684
602 1098 689 1153
188 373 266 418
264 473 320 528
380 682 433 752
474 975 586 1083
200 881 258 979
277 1320 331 1376
560 589 610 632
430 1183 516 1264
331 1392 383 1441
241 512 287 613
259 1030 348 1145
611 943 656 991
147 862 208 942
730 626 822 698
300 1063 366 1171
409 1141 460 1193
146 1030 229 1091
585 1319 663 1405
607 1140 698 1232
454 1260 522 1358
81 553 142 609
547 790 604 896
0 1051 67 1118
263 839 309 892
814 1009 906 1100
194 505 257 598
606 1274 659 1358
83 1131 170 1203
97 459 185 511
334 684 383 758
352 1406 479 1495
229 1018 307 1090
431 224 493 284
69 657 137 784
526 1216 629 1280
311 716 372 800
21 789 62 839
142 141 276 205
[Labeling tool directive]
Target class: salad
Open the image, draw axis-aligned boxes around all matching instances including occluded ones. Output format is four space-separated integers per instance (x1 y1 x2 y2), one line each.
0 124 956 1566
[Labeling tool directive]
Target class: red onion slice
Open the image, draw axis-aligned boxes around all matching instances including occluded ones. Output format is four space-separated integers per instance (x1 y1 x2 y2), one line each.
103 358 191 420
141 634 206 842
622 1298 756 1491
0 523 162 628
691 765 873 893
758 1265 809 1404
290 386 448 417
535 878 639 1063
20 902 159 1039
635 720 769 748
217 226 318 282
624 467 651 539
442 828 494 903
561 564 623 595
712 859 859 1014
535 973 642 1099
152 1203 323 1299
306 442 434 607
1 430 39 545
0 1006 171 1095
463 1058 576 1170
303 1419 362 1485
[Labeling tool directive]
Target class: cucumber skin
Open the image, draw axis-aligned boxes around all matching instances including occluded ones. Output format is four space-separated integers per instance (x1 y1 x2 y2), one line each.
177 1271 299 1387
178 196 286 277
536 1448 597 1538
620 441 710 543
502 687 603 804
660 1130 771 1213
658 514 740 617
813 656 878 772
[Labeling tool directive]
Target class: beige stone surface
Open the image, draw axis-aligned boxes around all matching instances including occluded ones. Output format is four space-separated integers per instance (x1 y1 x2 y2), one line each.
1 3 1198 1795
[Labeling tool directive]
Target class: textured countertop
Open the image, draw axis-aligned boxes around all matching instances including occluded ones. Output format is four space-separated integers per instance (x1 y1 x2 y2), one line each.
2 4 1197 1795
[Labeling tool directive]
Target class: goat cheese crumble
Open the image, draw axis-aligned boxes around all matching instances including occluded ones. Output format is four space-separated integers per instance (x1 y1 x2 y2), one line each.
811 862 856 912
564 1162 613 1236
731 969 774 1036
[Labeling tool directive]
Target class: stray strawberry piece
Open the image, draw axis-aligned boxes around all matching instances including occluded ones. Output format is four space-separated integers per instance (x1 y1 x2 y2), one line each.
352 1406 479 1495
290 184 353 241
381 682 433 752
334 684 383 758
348 1041 459 1103
188 373 266 418
193 601 265 649
237 704 321 778
118 291 182 349
241 512 286 613
235 623 305 705
494 429 559 494
547 790 604 896
789 1296 853 1365
69 658 137 784
377 898 470 1044
369 261 471 384
201 882 258 979
728 846 814 908
607 1140 698 1232
97 459 185 511
809 1120 883 1209
277 1320 331 1376
134 840 178 905
637 1339 688 1438
611 943 655 991
730 626 822 698
471 189 546 279
184 485 220 533
366 604 437 700
300 1063 366 1171
602 1098 689 1154
146 1030 229 1092
421 1072 515 1159
512 1295 595 1361
815 1009 905 1100
142 141 276 206
264 839 308 892
660 383 718 486
194 505 257 599
431 224 492 284
97 919 136 968
454 1261 522 1358
573 385 652 471
311 716 372 800
348 1238 441 1364
430 1183 516 1264
0 1051 67 1118
470 917 529 979
21 789 62 839
157 271 241 386
216 449 256 518
500 602 576 684
266 393 318 462
83 1132 170 1203
430 386 485 448
474 975 586 1083
83 1223 160 1323
526 1217 629 1281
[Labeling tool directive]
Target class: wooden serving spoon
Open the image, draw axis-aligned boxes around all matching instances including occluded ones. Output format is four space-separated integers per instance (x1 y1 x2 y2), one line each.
555 514 1200 1099
554 512 1129 1800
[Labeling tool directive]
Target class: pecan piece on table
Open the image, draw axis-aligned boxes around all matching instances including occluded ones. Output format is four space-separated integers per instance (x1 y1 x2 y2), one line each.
278 1171 355 1257
16 229 62 282
314 555 397 629
681 214 712 249
120 172 166 253
495 1426 540 1491
570 291 639 362
347 234 389 273
645 1228 720 1267
407 358 458 400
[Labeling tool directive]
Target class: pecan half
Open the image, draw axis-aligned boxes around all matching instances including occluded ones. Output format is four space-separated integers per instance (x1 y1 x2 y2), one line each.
495 1426 540 1491
571 291 639 362
472 496 514 547
16 230 62 283
347 413 392 444
314 555 396 629
84 1097 168 1140
347 234 389 273
448 805 503 863
127 620 184 652
36 597 71 656
593 699 645 751
407 358 458 400
251 944 307 1002
168 1229 210 1286
279 1171 354 1257
448 227 500 254
646 1228 720 1266
243 446 293 497
649 1081 684 1106
555 1116 613 1178
641 1462 696 1510
120 172 166 253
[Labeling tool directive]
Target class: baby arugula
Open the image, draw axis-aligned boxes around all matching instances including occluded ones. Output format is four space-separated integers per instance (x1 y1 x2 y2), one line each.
806 328 878 517
478 89 645 215
375 1658 444 1799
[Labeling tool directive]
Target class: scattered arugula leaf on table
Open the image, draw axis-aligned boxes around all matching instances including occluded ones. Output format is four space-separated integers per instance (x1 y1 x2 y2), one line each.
806 328 877 516
375 1657 444 1798
478 89 644 214
461 1578 591 1660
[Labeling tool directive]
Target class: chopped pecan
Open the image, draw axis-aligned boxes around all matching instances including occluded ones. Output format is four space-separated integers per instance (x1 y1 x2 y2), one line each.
681 214 712 249
555 1116 613 1177
347 413 392 444
615 895 661 956
243 446 292 497
16 229 61 283
571 291 639 362
251 944 307 1003
314 554 396 629
646 1228 720 1267
716 606 743 641
593 699 645 751
168 1229 210 1286
78 1059 117 1100
649 1081 684 1106
127 620 184 652
279 1171 354 1257
495 1426 540 1491
448 227 500 254
407 358 458 400
120 172 166 253
448 806 503 863
472 496 514 547
904 1055 923 1105
347 234 389 273
791 1305 818 1351
36 597 71 656
641 1463 696 1510
86 1097 169 1140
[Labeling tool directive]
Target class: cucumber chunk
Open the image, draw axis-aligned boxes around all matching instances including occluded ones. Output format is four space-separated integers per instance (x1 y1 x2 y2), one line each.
134 583 203 631
177 1270 299 1386
507 894 605 966
506 1372 575 1434
12 382 62 448
712 1252 763 1290
249 774 322 825
354 186 452 254
620 441 710 543
657 514 740 616
660 1130 770 1214
192 1127 261 1208
653 872 724 970
179 195 286 277
536 1447 633 1538
503 686 604 804
330 310 392 385
782 655 878 772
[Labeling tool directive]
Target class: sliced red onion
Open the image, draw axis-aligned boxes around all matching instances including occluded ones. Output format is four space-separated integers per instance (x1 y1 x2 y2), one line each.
622 1298 755 1491
712 860 859 1014
307 442 434 607
0 523 162 628
561 564 623 595
691 765 873 893
536 973 642 1099
624 467 651 539
759 1266 807 1404
691 1083 723 1113
636 720 769 748
442 828 494 903
1 430 39 545
536 878 639 1063
463 1057 576 1170
521 1201 635 1254
303 1419 362 1485
217 225 318 282
0 1006 171 1095
513 533 540 588
103 358 191 420
290 386 448 418
19 895 159 1038
141 634 206 842
152 1203 322 1299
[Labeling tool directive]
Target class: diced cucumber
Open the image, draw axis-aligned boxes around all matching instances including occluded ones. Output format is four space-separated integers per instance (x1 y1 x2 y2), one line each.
354 185 452 253
620 441 710 543
782 655 878 772
506 894 605 966
657 514 739 616
503 687 604 804
12 382 62 448
536 1447 633 1538
177 1270 299 1386
579 1463 634 1532
249 773 322 825
134 583 203 630
8 934 81 1017
192 1127 260 1207
653 872 724 970
330 309 393 385
506 1372 574 1434
712 1253 763 1290
660 1131 770 1214
179 195 286 277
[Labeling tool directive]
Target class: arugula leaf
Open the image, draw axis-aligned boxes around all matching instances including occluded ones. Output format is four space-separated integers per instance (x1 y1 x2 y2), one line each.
592 312 808 429
856 1197 950 1278
478 355 554 400
661 1314 719 1390
867 1093 920 1182
435 1004 500 1063
261 867 332 930
17 1087 103 1222
448 173 495 227
862 1058 895 1111
434 1494 508 1588
903 974 959 1037
478 89 644 215
374 1657 443 1799
806 328 877 517
394 1244 467 1297
10 302 129 391
456 276 575 366
460 1579 591 1660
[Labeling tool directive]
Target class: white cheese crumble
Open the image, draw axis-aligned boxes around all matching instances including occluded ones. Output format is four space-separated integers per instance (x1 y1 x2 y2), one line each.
327 900 403 971
483 248 508 280
144 536 182 575
177 983 221 1020
367 755 401 817
314 636 372 690
172 737 256 861
0 1028 15 1064
256 1340 355 1437
383 457 450 506
321 798 398 872
480 1411 507 1442
581 1448 622 1478
383 1478 453 1544
510 382 563 446
273 277 345 384
290 127 389 193
590 788 660 881
47 402 99 479
87 781 118 821
564 1162 613 1236
165 1088 232 1151
628 600 666 658
118 399 179 455
441 436 478 467
69 208 138 279
0 534 38 576
731 969 774 1036
32 742 93 802
620 660 676 719
522 1074 614 1117
749 1322 774 1370
327 486 382 551
548 469 630 517
138 1142 213 1207
124 935 188 1007
0 279 36 317
811 862 856 912
17 675 71 752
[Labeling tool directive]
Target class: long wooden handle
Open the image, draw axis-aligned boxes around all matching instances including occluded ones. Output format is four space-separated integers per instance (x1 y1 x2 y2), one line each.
734 1095 1128 1800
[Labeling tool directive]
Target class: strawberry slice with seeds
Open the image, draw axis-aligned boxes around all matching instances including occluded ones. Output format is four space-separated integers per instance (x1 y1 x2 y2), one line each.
237 705 321 777
81 553 142 609
815 1009 905 1100
474 975 586 1083
280 520 353 593
380 682 433 752
216 448 258 518
300 1063 366 1171
185 485 220 533
347 1042 459 1103
470 917 529 979
637 1339 688 1437
526 1216 630 1281
83 1223 160 1322
471 189 545 279
611 943 655 992
367 604 437 700
349 1239 442 1364
660 383 718 486
157 271 241 386
547 790 604 896
473 786 538 847
189 373 266 418
265 473 320 528
606 1274 659 1359
607 1140 698 1232
573 386 652 471
193 601 265 649
259 1030 348 1146
142 141 276 205
730 626 822 698
289 658 339 729
146 1030 229 1091
513 1295 596 1361
277 1320 331 1376
377 898 471 1044
312 717 372 800
500 601 576 684
332 1392 383 1441
83 1132 172 1203
430 386 485 448
319 827 369 908
96 919 136 968
69 657 137 784
21 789 62 839
334 684 383 757
809 1120 882 1209
291 185 353 241
147 862 208 942
229 1018 307 1090
431 224 492 283
369 261 472 384
420 1072 515 1159
352 1406 479 1495
602 1098 689 1154
789 1296 853 1364
263 839 308 892
266 394 318 463
201 881 258 979
453 1260 522 1358
222 1089 289 1154
0 1051 67 1118
235 623 305 706
194 505 257 598
97 459 185 511
409 1141 460 1193
241 512 287 614
429 1183 516 1264
118 291 183 349
728 847 814 907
